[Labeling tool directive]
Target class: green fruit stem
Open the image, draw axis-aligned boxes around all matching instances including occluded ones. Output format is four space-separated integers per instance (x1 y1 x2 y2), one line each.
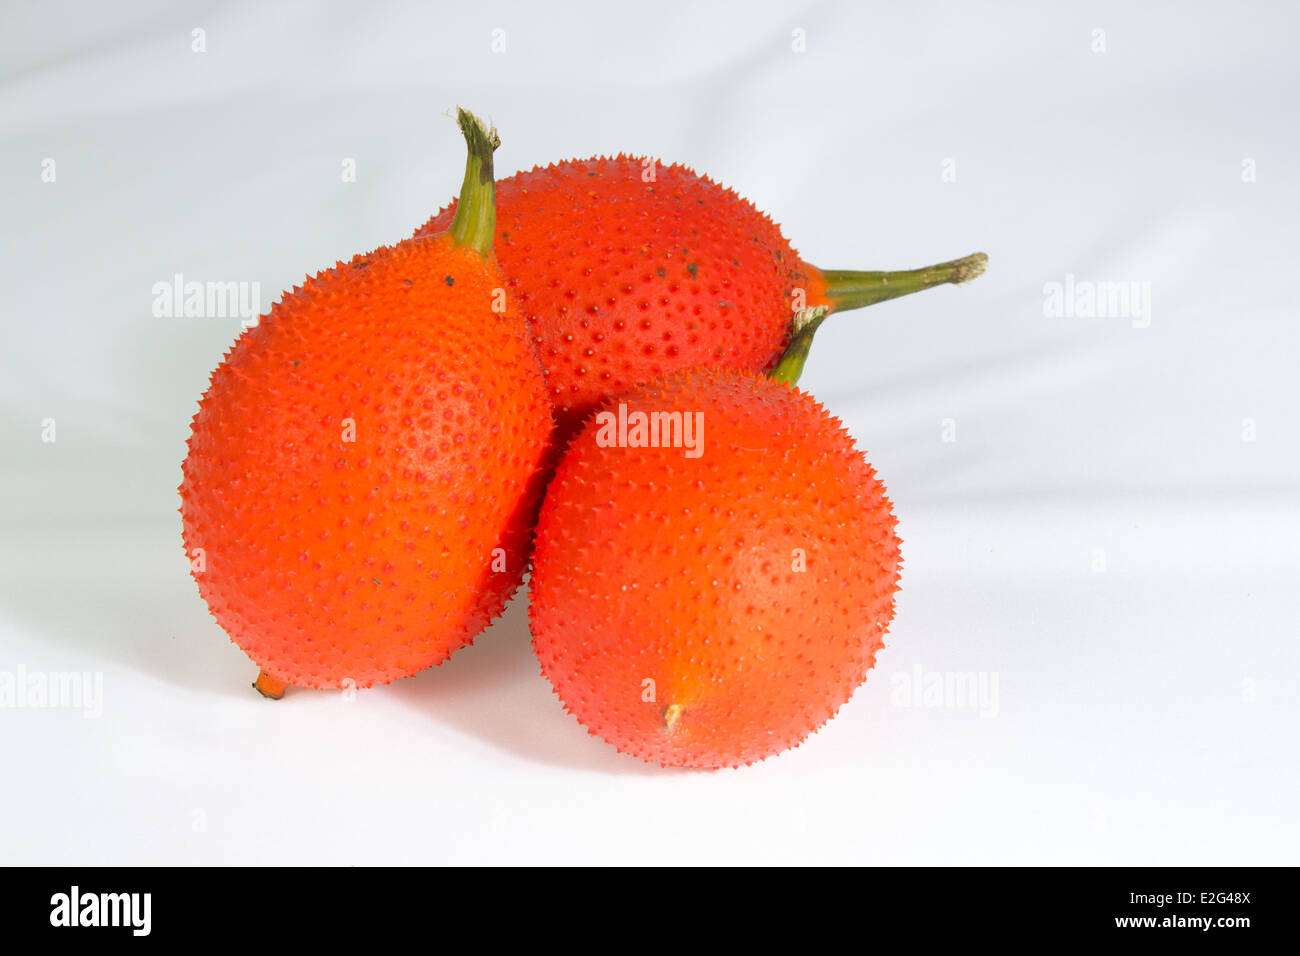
768 307 829 387
448 108 500 256
769 252 989 385
818 252 988 313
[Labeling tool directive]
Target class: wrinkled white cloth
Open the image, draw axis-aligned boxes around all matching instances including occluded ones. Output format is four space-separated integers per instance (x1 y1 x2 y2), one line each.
1 0 1296 864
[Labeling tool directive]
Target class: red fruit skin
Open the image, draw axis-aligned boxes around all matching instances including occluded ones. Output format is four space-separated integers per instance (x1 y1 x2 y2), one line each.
528 367 901 769
180 234 553 689
416 157 824 436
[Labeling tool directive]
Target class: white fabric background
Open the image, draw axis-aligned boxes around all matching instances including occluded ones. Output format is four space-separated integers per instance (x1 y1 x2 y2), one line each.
1 0 1296 864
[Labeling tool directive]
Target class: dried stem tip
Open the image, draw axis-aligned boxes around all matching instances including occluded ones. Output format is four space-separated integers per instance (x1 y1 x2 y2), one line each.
448 107 501 256
663 703 684 730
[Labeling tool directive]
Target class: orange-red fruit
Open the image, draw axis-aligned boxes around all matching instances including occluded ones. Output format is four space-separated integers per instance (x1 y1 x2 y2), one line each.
529 367 902 768
180 235 552 689
416 157 823 435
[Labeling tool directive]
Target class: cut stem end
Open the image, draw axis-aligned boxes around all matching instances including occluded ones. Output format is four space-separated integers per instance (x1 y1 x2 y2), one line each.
253 670 288 699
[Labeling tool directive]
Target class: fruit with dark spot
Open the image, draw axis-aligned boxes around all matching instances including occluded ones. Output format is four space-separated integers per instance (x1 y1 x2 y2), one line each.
416 156 985 435
180 111 552 692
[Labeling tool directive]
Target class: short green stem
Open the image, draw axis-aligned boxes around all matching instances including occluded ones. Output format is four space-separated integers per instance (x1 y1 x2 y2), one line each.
447 108 500 256
820 252 987 313
768 307 828 386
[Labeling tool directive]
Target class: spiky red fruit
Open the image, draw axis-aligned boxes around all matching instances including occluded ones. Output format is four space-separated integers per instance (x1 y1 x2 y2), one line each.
180 236 551 689
416 157 817 434
181 112 553 689
528 366 902 768
416 156 985 437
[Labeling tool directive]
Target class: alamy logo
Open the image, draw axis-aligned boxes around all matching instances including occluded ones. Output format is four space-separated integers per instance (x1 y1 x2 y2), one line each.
50 886 151 936
152 273 262 327
890 664 999 718
0 665 102 718
593 403 704 458
1042 273 1151 328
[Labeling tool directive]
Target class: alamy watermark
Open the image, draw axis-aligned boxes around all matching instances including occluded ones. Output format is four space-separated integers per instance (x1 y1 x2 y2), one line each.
0 665 103 718
152 273 262 327
1043 273 1151 328
593 403 704 458
890 664 999 718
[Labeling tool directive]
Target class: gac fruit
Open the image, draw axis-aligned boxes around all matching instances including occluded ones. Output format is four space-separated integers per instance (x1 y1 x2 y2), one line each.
180 110 552 692
528 366 901 767
417 156 985 435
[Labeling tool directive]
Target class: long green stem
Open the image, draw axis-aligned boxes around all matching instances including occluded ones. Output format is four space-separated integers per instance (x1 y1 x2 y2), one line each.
819 252 987 312
448 108 500 255
770 252 989 385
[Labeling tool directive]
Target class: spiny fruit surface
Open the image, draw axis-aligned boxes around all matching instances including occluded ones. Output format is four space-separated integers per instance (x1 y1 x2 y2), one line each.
529 366 902 768
416 157 820 434
180 234 552 689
